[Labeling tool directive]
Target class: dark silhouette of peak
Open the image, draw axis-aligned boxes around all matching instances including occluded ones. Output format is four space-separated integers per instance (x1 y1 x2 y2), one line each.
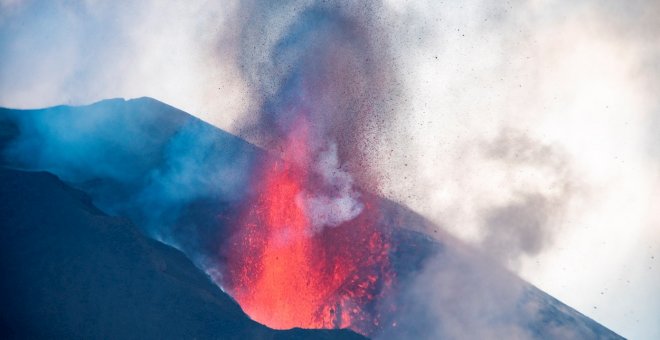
0 168 365 340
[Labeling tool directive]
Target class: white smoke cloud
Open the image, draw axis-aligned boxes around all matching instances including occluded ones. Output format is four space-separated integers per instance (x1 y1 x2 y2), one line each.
296 143 364 234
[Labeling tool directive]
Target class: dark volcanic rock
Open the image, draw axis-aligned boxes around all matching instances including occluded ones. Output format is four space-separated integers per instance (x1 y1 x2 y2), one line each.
0 168 364 340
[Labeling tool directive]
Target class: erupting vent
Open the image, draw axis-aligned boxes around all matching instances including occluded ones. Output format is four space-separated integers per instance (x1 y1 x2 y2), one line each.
222 117 394 335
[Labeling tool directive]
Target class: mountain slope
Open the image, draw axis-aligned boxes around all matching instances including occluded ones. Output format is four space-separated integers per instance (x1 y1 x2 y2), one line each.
0 168 364 340
0 98 623 339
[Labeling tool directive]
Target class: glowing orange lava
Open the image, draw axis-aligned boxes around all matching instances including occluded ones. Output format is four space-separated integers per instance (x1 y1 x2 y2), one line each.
223 117 393 334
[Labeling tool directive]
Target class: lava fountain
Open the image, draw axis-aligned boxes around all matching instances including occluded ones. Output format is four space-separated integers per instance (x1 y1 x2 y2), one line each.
223 114 394 335
220 3 397 335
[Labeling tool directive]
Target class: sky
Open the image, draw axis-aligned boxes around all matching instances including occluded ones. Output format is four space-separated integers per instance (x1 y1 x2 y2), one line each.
1 0 658 339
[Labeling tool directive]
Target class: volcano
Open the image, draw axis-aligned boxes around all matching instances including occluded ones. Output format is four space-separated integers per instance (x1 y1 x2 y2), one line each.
0 98 623 339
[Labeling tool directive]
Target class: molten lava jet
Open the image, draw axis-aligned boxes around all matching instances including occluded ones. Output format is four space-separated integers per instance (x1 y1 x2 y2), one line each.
222 117 394 335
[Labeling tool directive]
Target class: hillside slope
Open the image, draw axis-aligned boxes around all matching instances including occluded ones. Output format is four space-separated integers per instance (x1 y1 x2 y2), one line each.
0 98 623 339
0 168 364 340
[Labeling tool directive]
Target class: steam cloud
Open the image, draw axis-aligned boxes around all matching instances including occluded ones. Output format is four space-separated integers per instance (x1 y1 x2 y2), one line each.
297 143 364 234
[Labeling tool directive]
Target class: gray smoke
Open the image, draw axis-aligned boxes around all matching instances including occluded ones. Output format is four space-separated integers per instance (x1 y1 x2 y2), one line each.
478 129 578 267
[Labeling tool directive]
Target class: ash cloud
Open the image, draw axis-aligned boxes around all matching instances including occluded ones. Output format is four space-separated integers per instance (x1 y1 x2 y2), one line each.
229 0 400 191
477 129 578 267
481 194 555 265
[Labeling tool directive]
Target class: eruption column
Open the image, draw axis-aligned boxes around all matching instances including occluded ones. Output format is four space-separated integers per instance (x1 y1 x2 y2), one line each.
221 3 396 335
223 116 393 334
